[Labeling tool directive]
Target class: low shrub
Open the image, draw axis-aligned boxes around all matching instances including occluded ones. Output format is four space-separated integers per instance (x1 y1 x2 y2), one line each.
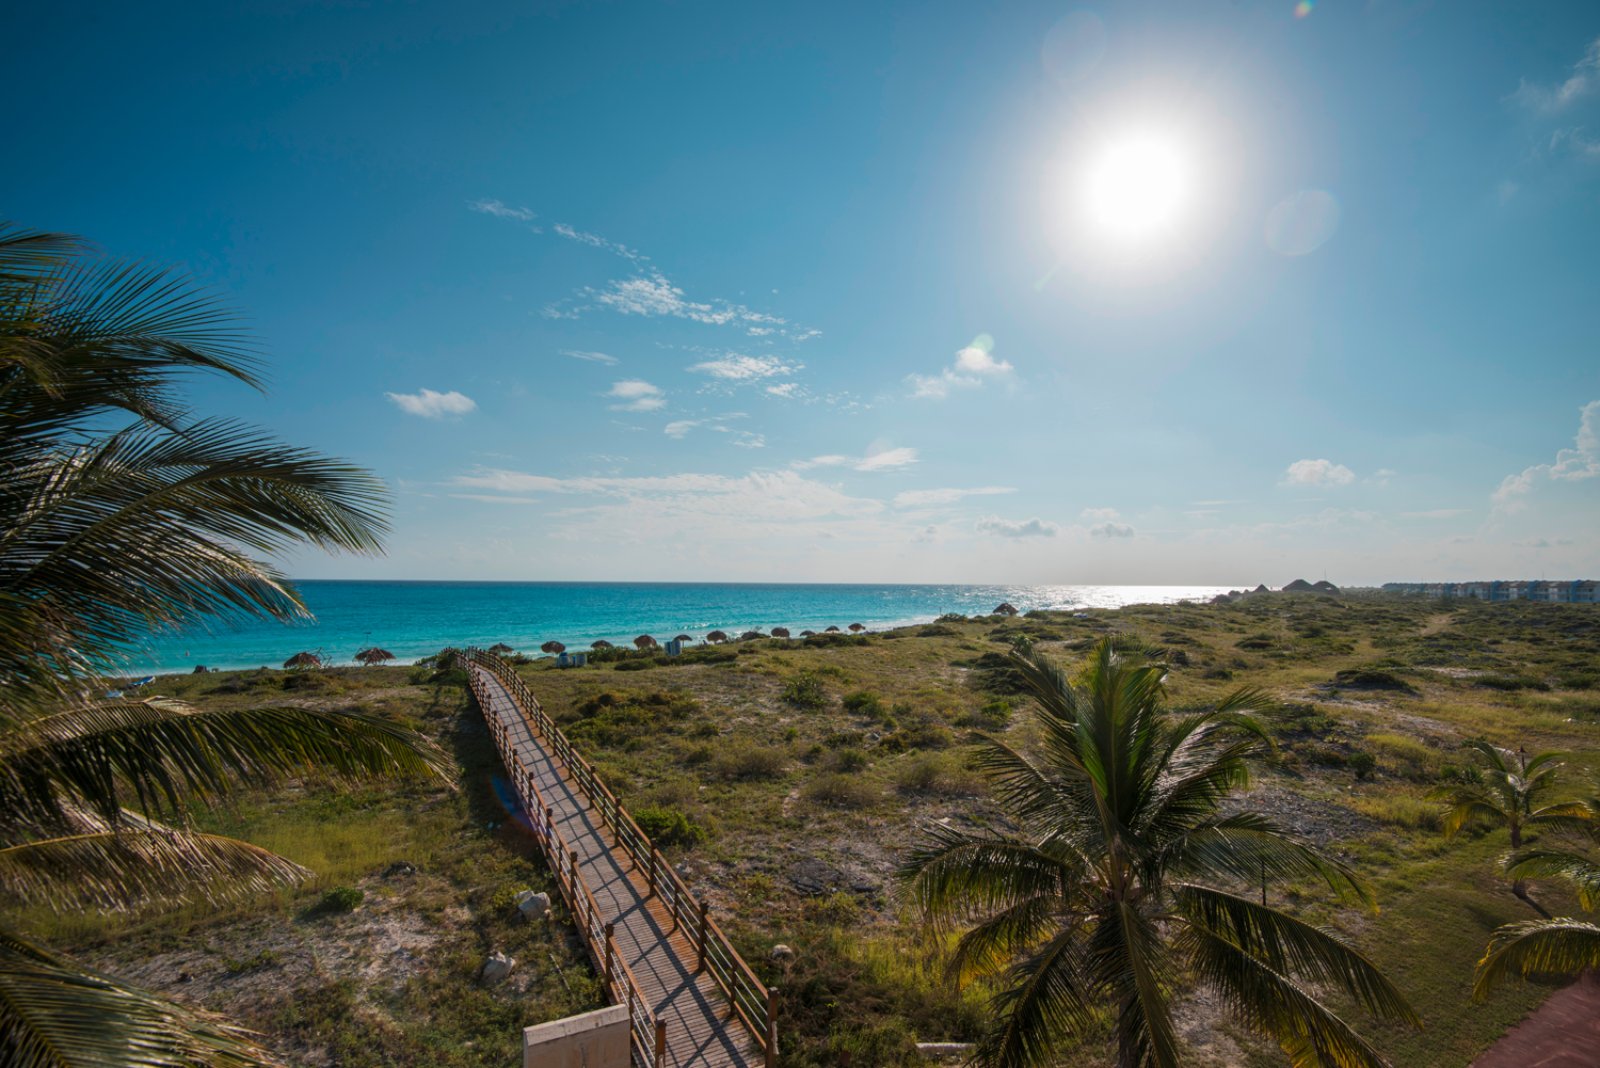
956 697 1012 730
828 748 871 774
803 774 878 809
842 691 885 719
1348 751 1377 780
632 805 707 849
893 753 982 797
318 886 365 914
1475 674 1551 692
1332 669 1417 694
711 742 786 781
782 671 829 709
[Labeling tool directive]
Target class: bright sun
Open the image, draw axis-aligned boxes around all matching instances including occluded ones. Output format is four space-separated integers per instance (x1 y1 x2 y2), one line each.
1081 131 1192 244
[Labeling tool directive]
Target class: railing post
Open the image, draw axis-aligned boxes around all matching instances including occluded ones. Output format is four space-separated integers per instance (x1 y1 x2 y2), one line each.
653 1020 666 1068
696 899 709 972
647 848 658 897
543 804 553 844
765 987 778 1067
604 923 617 993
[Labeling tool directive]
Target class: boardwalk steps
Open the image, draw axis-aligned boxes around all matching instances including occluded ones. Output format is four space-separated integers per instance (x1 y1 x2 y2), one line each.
458 648 776 1068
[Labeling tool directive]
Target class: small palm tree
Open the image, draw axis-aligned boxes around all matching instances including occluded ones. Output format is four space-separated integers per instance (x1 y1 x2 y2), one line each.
0 222 450 1066
1475 849 1600 998
900 639 1417 1068
1433 742 1594 916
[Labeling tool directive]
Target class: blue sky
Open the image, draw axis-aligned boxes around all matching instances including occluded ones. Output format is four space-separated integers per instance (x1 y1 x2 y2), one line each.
4 0 1597 584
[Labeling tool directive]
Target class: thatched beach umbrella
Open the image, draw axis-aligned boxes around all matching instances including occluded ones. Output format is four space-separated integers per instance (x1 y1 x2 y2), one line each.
488 642 514 655
848 623 866 633
800 630 817 637
633 634 658 650
993 602 1019 616
706 630 729 644
591 639 614 650
283 651 321 670
355 647 394 666
771 627 791 639
825 625 841 633
541 640 566 655
673 634 694 644
740 630 765 641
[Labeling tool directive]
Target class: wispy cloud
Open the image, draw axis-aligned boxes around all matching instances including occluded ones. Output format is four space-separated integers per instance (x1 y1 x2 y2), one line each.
975 516 1058 538
1493 399 1599 512
563 349 619 365
893 486 1016 508
553 222 647 264
662 414 764 449
1510 36 1600 113
587 270 789 330
908 335 1014 400
469 199 539 227
1081 507 1134 538
607 379 666 412
689 353 801 384
796 447 919 473
385 388 478 419
1402 508 1468 520
1283 458 1356 486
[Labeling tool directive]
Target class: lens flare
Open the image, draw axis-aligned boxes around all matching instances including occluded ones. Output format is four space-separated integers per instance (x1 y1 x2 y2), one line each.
1294 1 1314 17
1265 189 1340 256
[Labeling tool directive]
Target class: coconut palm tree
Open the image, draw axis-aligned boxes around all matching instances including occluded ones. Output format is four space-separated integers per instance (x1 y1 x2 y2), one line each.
1432 742 1594 916
0 221 449 1066
1474 848 1600 998
900 639 1417 1068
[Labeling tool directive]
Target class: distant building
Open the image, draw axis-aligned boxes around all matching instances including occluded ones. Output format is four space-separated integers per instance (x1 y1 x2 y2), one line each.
1383 579 1596 603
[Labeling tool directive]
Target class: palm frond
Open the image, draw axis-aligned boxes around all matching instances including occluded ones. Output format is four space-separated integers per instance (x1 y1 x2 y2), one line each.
1504 849 1600 910
0 821 309 912
974 925 1096 1068
0 925 278 1067
2 698 452 826
1474 918 1600 998
898 824 1071 928
1187 924 1397 1068
1175 885 1416 1025
945 896 1062 985
1162 813 1373 904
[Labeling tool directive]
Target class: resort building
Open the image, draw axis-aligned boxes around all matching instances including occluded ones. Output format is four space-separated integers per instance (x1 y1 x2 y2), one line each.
1383 580 1597 602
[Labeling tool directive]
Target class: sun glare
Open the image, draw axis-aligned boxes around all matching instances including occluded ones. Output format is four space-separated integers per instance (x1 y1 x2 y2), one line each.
1081 130 1193 244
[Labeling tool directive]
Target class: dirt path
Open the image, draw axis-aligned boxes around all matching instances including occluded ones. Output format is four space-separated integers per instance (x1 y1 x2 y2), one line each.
1471 974 1600 1067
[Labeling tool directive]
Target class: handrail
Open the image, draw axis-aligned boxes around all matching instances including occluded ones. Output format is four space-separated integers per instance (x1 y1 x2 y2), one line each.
459 654 666 1068
458 647 777 1065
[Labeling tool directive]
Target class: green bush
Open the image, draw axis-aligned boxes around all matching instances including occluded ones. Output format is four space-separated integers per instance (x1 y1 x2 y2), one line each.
829 748 871 773
319 886 365 913
632 805 707 849
803 774 878 809
893 753 981 796
711 742 786 780
1348 751 1377 780
782 671 828 709
842 691 885 718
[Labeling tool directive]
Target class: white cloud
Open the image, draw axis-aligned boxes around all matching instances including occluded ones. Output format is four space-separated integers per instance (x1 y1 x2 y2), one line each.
552 223 646 263
893 486 1016 508
1493 399 1600 512
975 516 1058 538
583 270 791 333
607 379 666 412
1283 458 1356 486
796 447 919 473
1081 507 1122 523
663 420 701 439
469 199 538 225
909 336 1013 400
385 388 478 419
450 494 540 505
1090 522 1136 539
766 382 804 399
689 354 801 382
953 346 1014 375
563 349 619 365
1510 36 1600 113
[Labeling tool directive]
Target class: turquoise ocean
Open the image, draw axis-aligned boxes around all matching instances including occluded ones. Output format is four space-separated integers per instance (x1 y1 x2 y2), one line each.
126 582 1239 675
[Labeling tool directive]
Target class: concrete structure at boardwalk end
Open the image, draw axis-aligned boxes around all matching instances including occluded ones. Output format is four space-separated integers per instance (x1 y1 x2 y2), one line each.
524 1004 630 1068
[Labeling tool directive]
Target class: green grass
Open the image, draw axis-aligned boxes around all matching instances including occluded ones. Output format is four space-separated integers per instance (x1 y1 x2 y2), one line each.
43 594 1600 1067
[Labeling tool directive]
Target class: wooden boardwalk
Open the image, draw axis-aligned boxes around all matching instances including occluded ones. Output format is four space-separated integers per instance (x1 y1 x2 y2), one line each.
460 650 771 1068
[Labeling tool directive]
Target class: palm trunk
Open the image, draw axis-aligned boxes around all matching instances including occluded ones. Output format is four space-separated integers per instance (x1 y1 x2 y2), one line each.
1508 823 1552 919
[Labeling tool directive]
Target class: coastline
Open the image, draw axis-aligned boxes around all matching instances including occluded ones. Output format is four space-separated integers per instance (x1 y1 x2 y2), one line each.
117 581 1243 676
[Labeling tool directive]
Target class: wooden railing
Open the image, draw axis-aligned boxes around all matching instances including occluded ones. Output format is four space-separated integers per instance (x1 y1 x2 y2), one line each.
460 654 666 1067
458 648 777 1066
